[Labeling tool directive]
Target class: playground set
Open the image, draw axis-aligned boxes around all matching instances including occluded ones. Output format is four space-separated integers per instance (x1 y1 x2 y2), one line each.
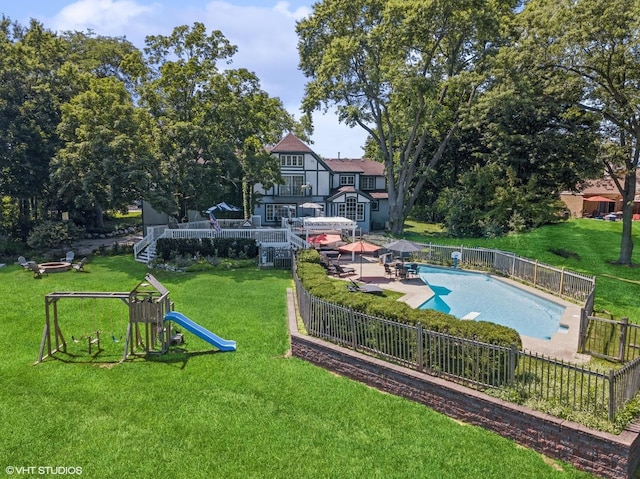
36 274 236 364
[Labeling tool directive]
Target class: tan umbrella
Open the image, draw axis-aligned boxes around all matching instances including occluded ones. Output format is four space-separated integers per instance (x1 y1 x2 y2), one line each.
338 240 382 277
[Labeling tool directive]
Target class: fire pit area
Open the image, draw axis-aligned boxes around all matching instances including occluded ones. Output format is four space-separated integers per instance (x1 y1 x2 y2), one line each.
38 262 71 273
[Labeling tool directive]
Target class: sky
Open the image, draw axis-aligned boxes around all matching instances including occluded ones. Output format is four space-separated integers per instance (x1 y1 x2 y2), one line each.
1 0 369 159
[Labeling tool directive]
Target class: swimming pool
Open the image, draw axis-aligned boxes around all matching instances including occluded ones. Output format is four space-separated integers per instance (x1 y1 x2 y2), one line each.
417 265 565 340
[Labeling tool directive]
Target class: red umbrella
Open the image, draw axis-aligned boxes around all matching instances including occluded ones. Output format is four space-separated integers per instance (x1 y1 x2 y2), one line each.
308 233 343 246
338 240 382 277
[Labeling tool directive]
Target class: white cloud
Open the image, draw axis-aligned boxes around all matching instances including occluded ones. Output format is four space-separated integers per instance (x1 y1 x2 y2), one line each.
51 0 159 35
45 0 367 158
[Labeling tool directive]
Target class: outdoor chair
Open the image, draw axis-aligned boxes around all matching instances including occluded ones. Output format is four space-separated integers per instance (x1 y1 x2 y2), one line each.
397 267 408 280
383 264 393 278
407 263 419 277
347 279 384 295
18 256 34 269
60 251 75 262
72 257 88 272
333 264 356 277
28 262 47 279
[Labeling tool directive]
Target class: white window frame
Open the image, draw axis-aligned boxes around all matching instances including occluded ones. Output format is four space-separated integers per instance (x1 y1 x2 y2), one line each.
337 197 365 221
339 175 355 186
280 154 304 167
279 175 305 196
266 204 296 222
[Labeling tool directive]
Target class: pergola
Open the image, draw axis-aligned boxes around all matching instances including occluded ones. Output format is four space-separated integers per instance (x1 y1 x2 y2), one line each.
303 217 358 259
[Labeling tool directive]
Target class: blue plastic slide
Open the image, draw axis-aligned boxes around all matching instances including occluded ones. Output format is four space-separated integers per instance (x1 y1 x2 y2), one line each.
164 311 237 352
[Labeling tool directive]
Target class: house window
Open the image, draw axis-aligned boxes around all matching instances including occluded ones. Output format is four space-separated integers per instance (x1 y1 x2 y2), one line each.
280 154 303 167
337 197 364 221
339 175 355 186
266 204 296 222
279 175 304 196
371 200 379 211
360 176 376 190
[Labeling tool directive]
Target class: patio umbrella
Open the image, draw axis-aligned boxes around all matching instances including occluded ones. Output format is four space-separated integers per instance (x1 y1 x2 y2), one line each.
308 233 342 246
338 240 382 277
300 202 323 209
384 239 423 253
205 202 242 214
584 196 616 203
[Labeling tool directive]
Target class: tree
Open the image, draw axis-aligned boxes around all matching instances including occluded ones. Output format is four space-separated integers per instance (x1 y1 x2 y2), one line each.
51 76 154 228
439 50 601 237
297 0 517 234
204 68 300 219
515 0 640 265
0 19 68 237
140 23 238 218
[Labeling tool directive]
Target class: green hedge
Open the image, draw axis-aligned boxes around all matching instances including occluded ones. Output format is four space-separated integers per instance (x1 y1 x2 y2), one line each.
296 249 522 385
156 237 258 261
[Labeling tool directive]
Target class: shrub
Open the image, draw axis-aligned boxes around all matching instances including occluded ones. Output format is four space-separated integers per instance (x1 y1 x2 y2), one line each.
27 221 85 250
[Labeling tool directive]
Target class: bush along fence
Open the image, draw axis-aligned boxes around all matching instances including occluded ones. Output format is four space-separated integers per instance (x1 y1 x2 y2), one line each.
293 266 640 424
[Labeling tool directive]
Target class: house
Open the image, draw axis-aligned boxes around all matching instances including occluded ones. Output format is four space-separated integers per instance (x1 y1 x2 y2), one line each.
253 133 389 232
560 173 640 219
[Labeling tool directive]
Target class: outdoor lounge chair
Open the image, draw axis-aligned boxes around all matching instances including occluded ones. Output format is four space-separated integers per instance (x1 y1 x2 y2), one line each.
28 262 47 279
347 279 384 295
18 256 35 269
60 251 75 262
333 264 356 277
72 257 88 272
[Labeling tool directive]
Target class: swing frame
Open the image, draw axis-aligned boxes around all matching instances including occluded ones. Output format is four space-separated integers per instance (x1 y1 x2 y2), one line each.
36 274 174 364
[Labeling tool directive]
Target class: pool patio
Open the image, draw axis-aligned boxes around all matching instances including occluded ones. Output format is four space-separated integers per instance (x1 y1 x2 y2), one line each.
337 256 588 364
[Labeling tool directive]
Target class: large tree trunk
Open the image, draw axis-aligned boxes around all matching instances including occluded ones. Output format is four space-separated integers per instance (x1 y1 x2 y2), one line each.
615 170 636 265
95 206 104 229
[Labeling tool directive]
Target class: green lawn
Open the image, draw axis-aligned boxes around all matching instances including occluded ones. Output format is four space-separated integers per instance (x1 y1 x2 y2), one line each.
401 218 640 321
0 256 596 478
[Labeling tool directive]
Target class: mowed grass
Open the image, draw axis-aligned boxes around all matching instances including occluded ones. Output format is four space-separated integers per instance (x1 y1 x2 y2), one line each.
0 256 596 478
402 218 640 321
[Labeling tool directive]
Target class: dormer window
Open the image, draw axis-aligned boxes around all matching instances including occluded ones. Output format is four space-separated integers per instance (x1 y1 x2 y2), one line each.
360 176 376 190
340 174 355 186
280 154 303 167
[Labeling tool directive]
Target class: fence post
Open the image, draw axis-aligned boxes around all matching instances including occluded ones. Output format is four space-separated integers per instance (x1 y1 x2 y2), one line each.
417 322 423 372
559 267 565 296
350 307 357 350
509 344 516 384
533 260 538 286
608 368 615 422
577 308 587 353
618 317 628 362
511 253 516 276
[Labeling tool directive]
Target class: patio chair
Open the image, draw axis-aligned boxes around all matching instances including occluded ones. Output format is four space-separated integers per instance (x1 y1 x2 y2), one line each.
333 264 356 277
18 256 35 269
397 267 408 280
407 263 419 277
383 264 393 278
347 279 384 295
72 257 88 272
60 251 75 262
28 262 47 279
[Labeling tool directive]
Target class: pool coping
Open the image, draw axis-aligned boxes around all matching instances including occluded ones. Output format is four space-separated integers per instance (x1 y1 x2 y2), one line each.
341 258 589 363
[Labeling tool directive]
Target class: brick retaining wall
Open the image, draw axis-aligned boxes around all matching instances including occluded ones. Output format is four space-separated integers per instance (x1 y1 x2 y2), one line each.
286 290 640 479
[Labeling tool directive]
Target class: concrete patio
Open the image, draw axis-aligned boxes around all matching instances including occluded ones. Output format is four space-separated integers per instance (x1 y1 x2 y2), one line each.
335 254 588 364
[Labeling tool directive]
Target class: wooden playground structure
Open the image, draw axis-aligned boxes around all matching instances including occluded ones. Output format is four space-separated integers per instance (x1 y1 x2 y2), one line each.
36 274 177 363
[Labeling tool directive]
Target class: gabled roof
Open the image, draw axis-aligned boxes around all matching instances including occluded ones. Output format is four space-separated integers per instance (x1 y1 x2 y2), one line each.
323 158 385 176
270 132 314 154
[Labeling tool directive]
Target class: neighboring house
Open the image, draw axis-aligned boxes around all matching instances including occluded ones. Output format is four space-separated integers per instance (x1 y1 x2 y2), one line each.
560 173 640 219
253 133 389 232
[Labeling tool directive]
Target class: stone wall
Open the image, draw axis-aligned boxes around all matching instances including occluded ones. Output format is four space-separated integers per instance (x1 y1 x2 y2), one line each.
286 291 640 479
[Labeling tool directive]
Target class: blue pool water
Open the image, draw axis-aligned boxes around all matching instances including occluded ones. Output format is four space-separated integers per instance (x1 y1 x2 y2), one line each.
417 265 565 340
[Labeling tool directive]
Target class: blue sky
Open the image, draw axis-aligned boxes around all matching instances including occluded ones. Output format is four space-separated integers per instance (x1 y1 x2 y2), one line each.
1 0 368 158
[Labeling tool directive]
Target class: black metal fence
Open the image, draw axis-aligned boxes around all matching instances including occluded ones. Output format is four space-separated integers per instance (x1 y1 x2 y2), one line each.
294 272 640 422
